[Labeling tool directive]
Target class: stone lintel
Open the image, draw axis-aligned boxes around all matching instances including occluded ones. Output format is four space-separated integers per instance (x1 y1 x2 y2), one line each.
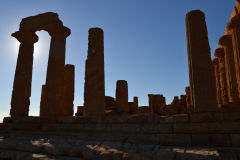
218 35 232 46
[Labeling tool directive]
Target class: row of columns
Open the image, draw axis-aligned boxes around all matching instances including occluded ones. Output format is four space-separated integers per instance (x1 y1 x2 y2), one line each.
212 13 240 108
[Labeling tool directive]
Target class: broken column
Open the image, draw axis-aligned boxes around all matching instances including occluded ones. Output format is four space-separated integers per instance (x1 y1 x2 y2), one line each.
215 48 229 105
227 14 240 97
60 64 75 116
130 96 138 114
148 94 154 113
10 31 38 117
218 35 239 103
151 94 165 113
42 26 71 117
39 85 46 117
116 80 129 114
84 28 105 116
213 58 222 107
186 10 218 112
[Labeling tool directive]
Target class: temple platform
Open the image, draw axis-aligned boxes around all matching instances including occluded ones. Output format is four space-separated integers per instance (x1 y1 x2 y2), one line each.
1 112 240 159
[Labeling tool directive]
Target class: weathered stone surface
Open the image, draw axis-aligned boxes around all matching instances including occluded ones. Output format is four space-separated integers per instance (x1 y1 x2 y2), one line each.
186 10 218 112
75 106 84 116
213 58 222 107
191 134 231 147
60 64 74 116
156 134 191 146
173 123 208 133
105 96 116 110
129 97 138 114
84 28 105 116
218 34 240 104
116 80 129 114
39 85 46 117
208 122 240 133
230 134 240 147
227 14 240 96
148 94 166 114
185 87 193 112
189 112 224 123
215 48 229 106
10 31 38 117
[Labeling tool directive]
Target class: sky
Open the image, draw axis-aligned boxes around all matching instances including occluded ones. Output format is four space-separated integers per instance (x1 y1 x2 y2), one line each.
0 0 235 122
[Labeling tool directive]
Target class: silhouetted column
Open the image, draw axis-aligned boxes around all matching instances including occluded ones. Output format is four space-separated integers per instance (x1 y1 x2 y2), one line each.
84 28 105 116
215 48 229 105
185 86 192 109
148 94 153 113
218 35 239 103
116 80 129 114
42 26 71 117
186 10 218 112
60 64 75 116
213 58 222 107
130 96 138 114
39 84 46 117
10 31 38 117
227 14 240 96
149 94 165 113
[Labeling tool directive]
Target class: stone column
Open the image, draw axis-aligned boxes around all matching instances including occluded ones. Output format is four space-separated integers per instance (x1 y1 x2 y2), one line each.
10 31 38 117
186 10 218 112
39 84 46 117
214 48 229 105
148 94 153 113
185 86 192 109
130 96 138 114
84 28 105 116
116 80 129 114
42 26 71 117
218 35 239 103
60 64 75 116
151 94 165 113
227 14 240 96
212 58 222 107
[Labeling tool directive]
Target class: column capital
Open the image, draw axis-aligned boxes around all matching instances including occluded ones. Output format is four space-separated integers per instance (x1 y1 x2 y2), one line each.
11 31 38 44
214 48 225 58
227 14 240 30
218 35 232 46
46 24 71 38
212 58 219 65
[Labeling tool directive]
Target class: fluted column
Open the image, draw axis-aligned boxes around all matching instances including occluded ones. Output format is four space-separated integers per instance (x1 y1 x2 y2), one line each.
227 14 240 96
215 48 229 105
218 35 239 103
10 31 38 117
42 26 71 117
213 58 222 107
186 10 218 112
84 28 105 116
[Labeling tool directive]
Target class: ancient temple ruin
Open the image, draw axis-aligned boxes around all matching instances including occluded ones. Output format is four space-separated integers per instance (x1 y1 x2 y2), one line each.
10 12 74 117
1 1 240 159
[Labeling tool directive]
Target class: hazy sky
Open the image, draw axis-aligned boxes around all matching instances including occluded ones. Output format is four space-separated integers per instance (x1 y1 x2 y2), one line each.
0 0 235 122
